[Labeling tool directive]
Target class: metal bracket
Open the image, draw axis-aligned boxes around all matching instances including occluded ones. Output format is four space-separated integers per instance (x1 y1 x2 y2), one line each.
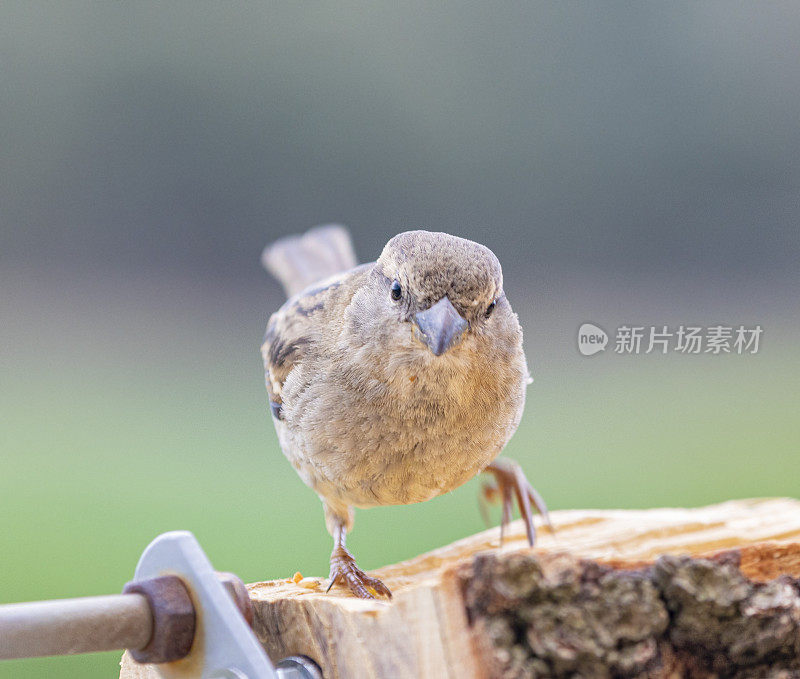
134 531 276 679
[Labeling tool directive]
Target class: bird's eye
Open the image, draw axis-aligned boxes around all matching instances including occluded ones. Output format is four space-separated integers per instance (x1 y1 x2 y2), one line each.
485 300 497 318
390 280 402 301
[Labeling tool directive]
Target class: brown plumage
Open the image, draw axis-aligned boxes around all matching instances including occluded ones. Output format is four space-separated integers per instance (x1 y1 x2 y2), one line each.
261 225 548 599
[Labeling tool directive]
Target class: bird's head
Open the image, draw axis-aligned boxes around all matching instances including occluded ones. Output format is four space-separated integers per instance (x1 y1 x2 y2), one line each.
349 231 522 365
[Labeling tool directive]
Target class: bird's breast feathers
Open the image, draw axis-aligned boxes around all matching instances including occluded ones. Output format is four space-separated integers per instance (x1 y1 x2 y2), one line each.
269 326 527 507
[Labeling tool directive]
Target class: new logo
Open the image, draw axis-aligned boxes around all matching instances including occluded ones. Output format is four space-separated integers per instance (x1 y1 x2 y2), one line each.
578 323 608 356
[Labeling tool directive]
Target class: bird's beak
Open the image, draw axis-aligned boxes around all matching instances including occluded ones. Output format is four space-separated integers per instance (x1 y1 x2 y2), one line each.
413 297 468 356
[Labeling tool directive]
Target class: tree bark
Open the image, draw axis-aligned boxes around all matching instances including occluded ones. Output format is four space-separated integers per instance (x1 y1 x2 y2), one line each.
120 498 800 678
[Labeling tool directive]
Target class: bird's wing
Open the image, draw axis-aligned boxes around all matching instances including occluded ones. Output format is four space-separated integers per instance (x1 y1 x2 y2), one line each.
261 263 373 417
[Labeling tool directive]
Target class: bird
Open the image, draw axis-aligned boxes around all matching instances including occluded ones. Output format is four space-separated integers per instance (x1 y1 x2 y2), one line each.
261 225 548 599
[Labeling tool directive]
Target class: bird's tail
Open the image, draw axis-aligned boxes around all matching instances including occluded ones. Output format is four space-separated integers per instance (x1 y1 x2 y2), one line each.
261 224 358 298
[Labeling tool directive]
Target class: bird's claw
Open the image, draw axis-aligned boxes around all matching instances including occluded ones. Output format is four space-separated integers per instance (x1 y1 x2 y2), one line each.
483 459 552 547
326 546 392 600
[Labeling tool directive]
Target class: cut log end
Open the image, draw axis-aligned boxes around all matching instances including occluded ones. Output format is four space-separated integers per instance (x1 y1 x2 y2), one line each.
120 498 800 678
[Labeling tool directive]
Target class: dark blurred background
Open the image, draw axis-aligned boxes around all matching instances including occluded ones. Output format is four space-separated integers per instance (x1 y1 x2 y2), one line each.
1 4 798 677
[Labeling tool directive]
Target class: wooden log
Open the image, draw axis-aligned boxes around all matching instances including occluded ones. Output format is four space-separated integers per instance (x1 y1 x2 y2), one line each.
120 498 800 678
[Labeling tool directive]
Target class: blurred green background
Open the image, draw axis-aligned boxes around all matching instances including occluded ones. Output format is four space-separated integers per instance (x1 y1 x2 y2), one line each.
1 3 799 678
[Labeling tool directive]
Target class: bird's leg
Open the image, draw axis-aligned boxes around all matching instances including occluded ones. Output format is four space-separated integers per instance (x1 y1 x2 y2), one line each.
325 522 392 600
483 459 552 547
478 481 499 528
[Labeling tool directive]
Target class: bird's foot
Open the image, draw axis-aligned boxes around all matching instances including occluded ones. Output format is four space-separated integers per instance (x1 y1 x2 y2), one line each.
326 546 392 600
482 459 552 547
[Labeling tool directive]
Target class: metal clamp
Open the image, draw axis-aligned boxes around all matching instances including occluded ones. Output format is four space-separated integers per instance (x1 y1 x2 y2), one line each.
0 531 322 679
133 531 278 678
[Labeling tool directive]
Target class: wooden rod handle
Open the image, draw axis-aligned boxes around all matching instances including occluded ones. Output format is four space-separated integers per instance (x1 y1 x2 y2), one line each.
0 594 152 659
